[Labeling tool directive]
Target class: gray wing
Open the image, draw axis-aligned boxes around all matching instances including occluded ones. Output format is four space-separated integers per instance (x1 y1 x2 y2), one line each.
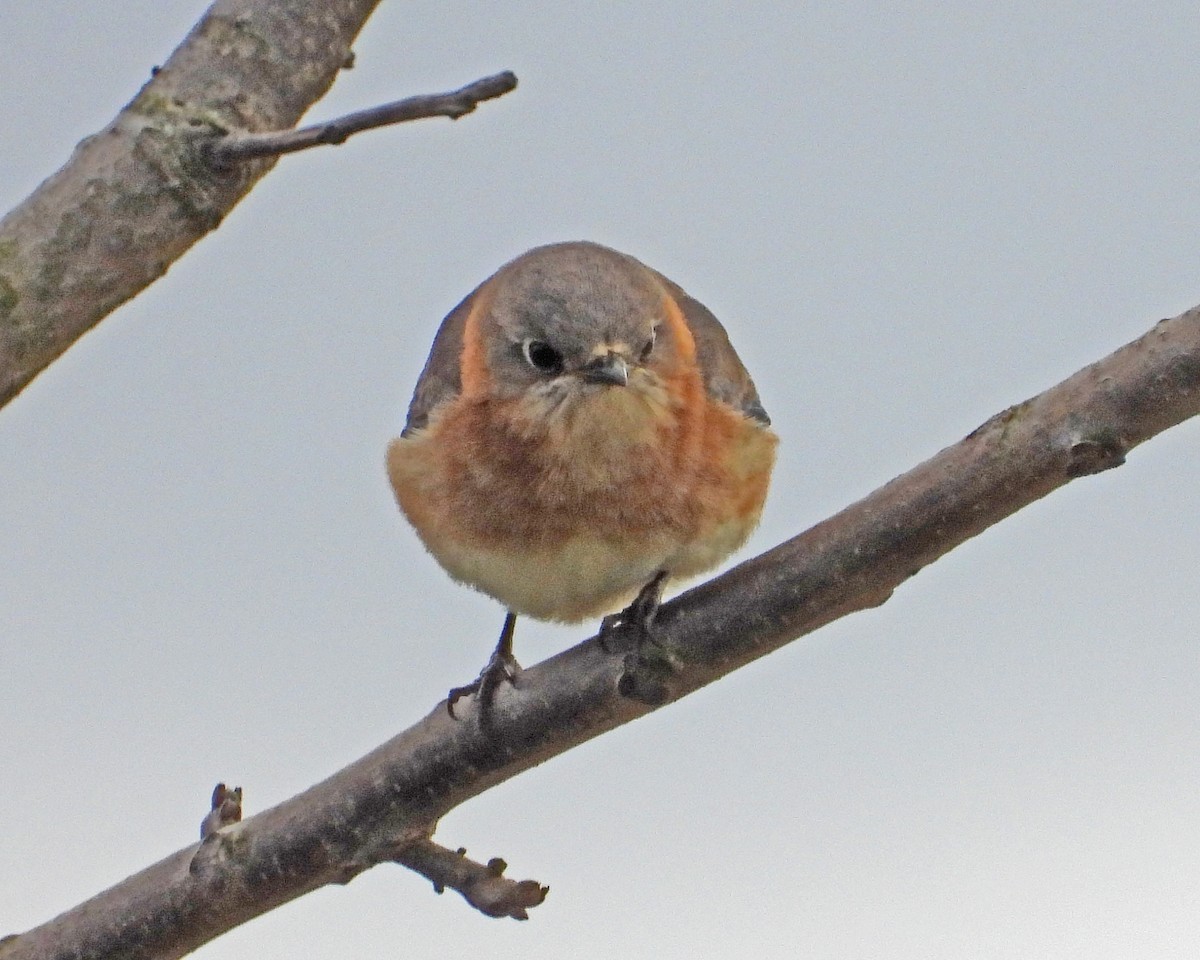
654 273 771 425
401 286 479 436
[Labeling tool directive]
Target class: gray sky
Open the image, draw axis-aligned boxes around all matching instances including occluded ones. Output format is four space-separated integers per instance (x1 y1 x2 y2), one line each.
4 2 1200 957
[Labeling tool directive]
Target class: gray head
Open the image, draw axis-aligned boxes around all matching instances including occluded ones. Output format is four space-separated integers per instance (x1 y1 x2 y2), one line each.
477 241 686 401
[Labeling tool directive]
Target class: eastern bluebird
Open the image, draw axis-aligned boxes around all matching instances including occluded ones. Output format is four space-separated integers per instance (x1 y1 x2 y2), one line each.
387 241 777 714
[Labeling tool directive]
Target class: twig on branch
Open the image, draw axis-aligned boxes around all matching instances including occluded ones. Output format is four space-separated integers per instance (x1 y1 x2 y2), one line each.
198 783 243 841
392 840 549 920
6 307 1200 960
207 71 518 163
0 0 518 410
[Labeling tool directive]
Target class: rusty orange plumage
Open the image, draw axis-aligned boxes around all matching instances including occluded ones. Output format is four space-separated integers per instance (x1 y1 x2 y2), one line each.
387 241 776 714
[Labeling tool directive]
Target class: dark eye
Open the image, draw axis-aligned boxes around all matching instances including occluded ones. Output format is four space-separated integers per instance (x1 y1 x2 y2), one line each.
639 330 656 362
522 339 563 373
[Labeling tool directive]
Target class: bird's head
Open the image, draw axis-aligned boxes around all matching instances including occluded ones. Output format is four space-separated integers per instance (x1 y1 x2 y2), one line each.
468 242 693 431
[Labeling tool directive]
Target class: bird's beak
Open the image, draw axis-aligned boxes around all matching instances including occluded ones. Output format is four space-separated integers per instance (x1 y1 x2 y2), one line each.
580 352 629 387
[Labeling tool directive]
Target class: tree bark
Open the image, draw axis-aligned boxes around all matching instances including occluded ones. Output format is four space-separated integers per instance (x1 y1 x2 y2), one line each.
0 0 382 408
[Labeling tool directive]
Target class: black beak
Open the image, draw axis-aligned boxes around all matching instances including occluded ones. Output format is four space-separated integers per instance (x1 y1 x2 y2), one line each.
580 353 629 386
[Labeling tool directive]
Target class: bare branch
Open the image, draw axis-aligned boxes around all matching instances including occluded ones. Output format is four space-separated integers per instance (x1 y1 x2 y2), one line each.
208 71 518 162
392 840 549 920
7 306 1199 959
0 1 516 410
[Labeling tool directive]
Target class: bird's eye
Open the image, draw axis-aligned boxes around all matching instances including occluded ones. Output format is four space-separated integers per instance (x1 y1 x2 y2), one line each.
522 339 564 373
639 330 656 362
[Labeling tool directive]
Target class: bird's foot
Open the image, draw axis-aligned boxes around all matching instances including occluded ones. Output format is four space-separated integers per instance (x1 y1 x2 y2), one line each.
599 570 668 653
599 571 678 706
447 612 521 725
446 647 521 720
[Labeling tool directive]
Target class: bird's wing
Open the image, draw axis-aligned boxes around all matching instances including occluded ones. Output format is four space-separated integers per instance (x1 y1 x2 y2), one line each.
401 286 478 436
654 274 771 425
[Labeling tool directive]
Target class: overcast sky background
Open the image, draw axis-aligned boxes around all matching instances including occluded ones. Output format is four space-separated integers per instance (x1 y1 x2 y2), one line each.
3 2 1200 958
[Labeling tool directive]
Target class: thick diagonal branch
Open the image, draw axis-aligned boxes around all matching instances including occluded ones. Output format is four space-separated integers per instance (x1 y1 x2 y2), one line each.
0 0 515 410
7 308 1199 959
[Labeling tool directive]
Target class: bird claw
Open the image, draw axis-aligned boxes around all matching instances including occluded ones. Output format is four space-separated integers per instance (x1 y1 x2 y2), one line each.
446 648 521 720
597 610 632 653
447 612 521 728
598 570 667 653
598 571 678 705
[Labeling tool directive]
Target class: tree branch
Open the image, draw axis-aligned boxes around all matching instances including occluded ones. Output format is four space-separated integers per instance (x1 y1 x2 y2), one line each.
207 71 518 162
6 306 1199 958
0 0 515 410
392 840 549 920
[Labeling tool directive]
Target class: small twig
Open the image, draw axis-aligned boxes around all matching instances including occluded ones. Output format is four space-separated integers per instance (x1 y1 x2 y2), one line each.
392 839 548 920
209 71 518 162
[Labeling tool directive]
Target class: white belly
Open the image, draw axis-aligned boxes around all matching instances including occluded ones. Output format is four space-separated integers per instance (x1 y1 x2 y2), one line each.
434 532 675 623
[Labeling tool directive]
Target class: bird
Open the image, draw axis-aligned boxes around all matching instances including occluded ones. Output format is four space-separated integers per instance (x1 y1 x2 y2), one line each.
387 241 777 717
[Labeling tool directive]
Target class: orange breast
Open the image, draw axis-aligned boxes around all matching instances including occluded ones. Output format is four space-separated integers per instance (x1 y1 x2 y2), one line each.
388 363 776 621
